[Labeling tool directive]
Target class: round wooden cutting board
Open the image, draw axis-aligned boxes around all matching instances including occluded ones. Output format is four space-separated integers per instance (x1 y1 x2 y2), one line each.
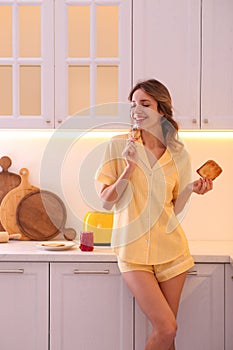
0 168 38 237
16 190 70 241
0 156 21 230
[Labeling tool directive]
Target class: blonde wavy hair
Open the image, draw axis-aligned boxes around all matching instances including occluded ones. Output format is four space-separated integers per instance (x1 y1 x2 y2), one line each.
128 79 183 150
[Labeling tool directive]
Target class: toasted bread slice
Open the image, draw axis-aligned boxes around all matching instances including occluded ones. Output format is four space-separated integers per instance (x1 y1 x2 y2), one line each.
41 242 66 247
196 160 222 180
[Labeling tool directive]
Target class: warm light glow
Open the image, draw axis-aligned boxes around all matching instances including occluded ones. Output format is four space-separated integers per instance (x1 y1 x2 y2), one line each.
0 130 54 139
0 130 232 140
180 131 233 139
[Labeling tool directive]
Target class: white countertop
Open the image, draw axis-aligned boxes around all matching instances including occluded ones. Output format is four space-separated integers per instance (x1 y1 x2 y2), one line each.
1 240 233 264
0 241 116 262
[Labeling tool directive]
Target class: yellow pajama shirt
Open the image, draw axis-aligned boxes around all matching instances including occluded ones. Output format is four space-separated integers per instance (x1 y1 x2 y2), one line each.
96 133 194 266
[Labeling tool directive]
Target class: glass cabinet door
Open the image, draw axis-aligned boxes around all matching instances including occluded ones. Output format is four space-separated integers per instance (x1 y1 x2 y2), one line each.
0 0 131 129
55 0 132 129
0 0 54 128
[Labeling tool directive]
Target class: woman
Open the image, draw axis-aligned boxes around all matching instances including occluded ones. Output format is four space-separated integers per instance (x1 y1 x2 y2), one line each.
96 79 212 350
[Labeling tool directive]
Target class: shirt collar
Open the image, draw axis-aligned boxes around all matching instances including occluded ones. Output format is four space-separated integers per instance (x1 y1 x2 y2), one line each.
135 138 173 171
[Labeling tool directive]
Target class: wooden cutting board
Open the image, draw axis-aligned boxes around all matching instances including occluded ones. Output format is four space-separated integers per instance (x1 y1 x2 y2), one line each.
16 190 76 241
0 168 38 238
0 156 21 230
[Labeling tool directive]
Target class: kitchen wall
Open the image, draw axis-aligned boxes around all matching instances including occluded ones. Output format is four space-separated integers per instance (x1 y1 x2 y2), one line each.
0 130 232 241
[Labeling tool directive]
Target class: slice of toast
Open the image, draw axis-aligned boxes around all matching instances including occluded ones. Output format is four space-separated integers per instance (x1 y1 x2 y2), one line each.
41 242 66 247
196 160 222 180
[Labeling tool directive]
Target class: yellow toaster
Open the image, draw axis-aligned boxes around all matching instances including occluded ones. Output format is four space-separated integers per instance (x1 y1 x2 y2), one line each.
83 211 113 246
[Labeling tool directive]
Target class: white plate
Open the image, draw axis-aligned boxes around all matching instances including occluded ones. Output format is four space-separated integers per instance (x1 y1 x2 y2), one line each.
36 241 76 251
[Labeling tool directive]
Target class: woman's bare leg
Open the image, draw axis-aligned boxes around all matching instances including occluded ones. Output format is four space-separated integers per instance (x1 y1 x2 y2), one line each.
159 272 187 350
122 270 177 350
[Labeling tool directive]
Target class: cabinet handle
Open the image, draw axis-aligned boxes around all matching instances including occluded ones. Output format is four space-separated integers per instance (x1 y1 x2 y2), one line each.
0 269 24 274
203 118 209 124
73 269 110 275
187 270 198 276
192 118 197 124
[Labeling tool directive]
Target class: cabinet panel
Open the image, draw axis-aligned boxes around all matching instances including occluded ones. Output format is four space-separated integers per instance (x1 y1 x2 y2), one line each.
55 0 131 129
135 264 224 350
0 0 54 128
50 262 133 350
133 0 233 130
201 0 233 129
19 5 41 57
133 0 201 129
225 264 233 350
176 264 224 350
0 6 12 57
0 65 12 115
0 262 48 350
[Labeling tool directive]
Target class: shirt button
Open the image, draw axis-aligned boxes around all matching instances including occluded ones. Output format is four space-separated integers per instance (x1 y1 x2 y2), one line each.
145 239 149 244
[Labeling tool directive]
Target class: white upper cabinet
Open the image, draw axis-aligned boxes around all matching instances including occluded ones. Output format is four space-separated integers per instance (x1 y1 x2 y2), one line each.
0 0 131 129
55 0 131 129
133 0 233 130
0 0 54 128
201 0 233 129
1 0 232 129
133 0 201 129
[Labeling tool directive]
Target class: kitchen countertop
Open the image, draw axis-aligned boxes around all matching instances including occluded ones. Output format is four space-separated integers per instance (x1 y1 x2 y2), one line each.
1 240 233 264
0 240 116 262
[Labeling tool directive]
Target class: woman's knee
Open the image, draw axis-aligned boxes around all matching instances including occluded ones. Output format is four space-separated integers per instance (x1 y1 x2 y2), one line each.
152 319 177 345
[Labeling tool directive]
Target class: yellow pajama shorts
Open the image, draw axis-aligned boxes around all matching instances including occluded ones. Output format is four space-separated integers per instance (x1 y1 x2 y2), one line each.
117 250 195 283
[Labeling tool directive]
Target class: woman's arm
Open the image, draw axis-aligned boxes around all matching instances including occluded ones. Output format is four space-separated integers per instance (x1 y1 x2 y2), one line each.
98 138 138 210
99 164 134 210
174 178 213 215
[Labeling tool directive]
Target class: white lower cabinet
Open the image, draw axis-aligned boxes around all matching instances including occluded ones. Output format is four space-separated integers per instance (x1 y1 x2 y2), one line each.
0 262 49 350
135 264 225 350
0 260 231 350
50 262 134 350
225 264 233 350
